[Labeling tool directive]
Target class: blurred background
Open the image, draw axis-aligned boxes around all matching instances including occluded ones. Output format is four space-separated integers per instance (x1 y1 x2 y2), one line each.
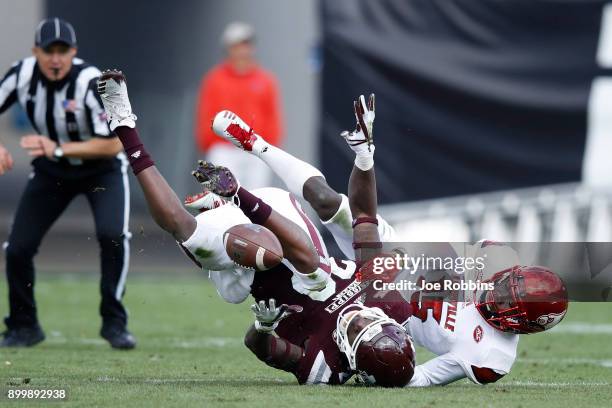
1 0 612 278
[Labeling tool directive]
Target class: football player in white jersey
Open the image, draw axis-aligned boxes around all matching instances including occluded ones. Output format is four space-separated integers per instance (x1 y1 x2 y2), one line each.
96 70 339 302
97 69 392 307
405 243 569 386
183 96 396 304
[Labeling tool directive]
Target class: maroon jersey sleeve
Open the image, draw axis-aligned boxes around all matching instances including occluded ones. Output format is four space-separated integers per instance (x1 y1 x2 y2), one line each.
364 289 413 324
294 333 352 385
250 264 323 346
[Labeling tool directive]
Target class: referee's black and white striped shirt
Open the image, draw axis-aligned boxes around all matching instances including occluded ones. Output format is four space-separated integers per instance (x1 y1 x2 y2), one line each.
0 56 117 172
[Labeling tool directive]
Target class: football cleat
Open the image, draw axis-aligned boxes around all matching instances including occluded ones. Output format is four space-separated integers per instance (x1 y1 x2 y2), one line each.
0 324 45 347
191 160 240 198
100 324 136 350
184 190 228 212
97 69 137 131
212 110 259 151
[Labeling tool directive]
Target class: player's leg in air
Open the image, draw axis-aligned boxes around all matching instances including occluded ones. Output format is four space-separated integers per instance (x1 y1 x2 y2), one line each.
210 104 395 259
189 160 330 293
95 70 325 289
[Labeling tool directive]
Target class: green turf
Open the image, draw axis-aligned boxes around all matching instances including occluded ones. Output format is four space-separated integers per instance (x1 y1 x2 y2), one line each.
1 273 611 407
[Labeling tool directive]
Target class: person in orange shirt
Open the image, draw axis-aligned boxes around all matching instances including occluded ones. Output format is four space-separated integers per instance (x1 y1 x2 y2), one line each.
195 22 283 189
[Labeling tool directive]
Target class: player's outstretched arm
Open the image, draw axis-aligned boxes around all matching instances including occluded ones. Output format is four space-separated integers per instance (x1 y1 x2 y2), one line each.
342 94 381 263
97 70 196 242
244 299 304 373
244 324 303 372
406 353 504 387
135 166 196 242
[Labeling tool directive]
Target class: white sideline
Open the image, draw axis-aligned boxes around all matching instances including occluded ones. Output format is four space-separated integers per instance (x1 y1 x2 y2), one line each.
92 377 609 387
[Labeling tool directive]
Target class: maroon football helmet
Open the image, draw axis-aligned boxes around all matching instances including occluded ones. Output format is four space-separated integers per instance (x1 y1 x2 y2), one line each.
335 304 415 387
476 266 568 334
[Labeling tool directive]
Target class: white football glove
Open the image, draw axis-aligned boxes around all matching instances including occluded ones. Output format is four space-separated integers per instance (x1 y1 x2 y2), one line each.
96 69 137 131
250 298 303 333
341 94 375 171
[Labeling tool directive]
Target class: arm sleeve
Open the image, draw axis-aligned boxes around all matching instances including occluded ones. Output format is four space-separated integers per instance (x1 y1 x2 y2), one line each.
244 324 304 373
407 353 469 387
0 62 20 114
84 77 112 137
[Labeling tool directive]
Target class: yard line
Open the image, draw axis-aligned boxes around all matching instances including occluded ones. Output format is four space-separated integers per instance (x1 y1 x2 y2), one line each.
93 377 611 387
170 337 242 348
517 358 612 368
549 322 612 334
496 380 610 387
93 377 290 384
45 335 242 348
96 377 211 383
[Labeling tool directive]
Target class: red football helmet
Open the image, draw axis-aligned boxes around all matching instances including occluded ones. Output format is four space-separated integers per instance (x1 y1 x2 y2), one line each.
476 266 568 334
335 303 415 387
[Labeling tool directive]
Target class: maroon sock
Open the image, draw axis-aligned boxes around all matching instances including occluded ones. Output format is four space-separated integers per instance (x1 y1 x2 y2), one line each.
237 188 272 225
115 126 155 175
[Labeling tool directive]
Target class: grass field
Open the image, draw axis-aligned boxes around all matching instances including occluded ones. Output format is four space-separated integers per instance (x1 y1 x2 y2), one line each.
1 273 611 407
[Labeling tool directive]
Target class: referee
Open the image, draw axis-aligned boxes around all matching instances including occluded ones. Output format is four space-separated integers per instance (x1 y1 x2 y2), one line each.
0 18 135 349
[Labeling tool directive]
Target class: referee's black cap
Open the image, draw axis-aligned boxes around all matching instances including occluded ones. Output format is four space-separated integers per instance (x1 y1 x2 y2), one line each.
35 17 77 49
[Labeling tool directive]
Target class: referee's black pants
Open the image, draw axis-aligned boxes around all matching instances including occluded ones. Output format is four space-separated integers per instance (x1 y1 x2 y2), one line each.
4 166 130 330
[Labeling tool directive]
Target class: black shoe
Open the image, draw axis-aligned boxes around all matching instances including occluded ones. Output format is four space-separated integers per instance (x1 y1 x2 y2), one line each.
100 325 136 350
1 325 45 347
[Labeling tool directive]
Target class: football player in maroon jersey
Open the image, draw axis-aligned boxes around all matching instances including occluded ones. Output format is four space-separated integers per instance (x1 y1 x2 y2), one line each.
238 95 416 387
97 71 416 386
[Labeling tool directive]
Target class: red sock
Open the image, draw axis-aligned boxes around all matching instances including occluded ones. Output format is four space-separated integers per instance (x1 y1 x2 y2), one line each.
115 126 154 175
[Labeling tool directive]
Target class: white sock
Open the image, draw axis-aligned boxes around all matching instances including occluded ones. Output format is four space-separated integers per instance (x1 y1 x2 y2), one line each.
321 194 355 258
252 137 324 199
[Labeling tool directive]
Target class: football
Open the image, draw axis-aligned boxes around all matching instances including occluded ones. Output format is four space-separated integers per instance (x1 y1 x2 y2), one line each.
223 224 283 271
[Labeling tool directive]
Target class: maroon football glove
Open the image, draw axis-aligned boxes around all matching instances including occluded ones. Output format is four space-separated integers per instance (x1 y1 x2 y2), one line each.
191 160 240 198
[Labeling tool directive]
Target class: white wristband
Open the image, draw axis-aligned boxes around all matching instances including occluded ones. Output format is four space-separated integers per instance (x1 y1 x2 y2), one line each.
354 145 375 171
255 320 277 333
